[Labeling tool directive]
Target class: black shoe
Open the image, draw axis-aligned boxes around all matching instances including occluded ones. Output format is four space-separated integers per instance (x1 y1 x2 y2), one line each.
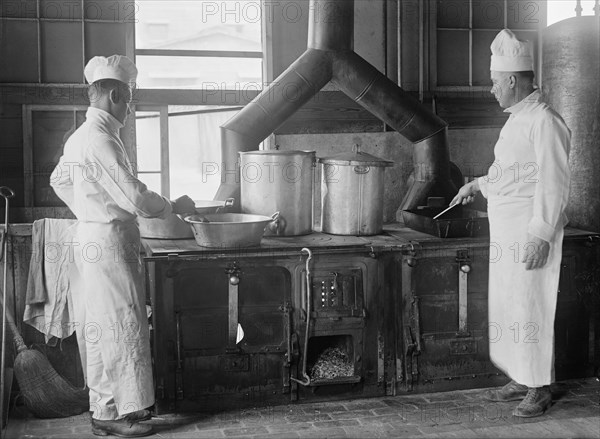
483 380 529 402
91 418 153 437
123 409 153 422
512 386 552 418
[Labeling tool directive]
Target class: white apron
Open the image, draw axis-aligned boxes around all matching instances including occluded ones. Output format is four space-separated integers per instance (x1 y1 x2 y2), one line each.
487 193 563 387
73 220 154 419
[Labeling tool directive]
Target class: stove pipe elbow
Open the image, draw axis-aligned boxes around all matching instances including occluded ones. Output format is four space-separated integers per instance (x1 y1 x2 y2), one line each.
215 49 333 204
332 51 456 210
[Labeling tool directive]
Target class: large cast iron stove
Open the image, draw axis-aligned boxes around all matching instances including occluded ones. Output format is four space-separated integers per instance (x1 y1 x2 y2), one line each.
144 234 387 413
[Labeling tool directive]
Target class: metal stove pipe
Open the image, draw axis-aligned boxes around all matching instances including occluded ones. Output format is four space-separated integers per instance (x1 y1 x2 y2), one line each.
215 49 332 202
216 0 455 211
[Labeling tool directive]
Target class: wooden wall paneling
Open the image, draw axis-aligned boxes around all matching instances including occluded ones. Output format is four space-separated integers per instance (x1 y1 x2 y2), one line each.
0 85 90 106
274 91 384 134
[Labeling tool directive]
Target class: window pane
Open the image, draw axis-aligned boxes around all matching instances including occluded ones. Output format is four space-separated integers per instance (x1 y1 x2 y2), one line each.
83 0 133 21
0 20 39 82
168 107 238 200
32 111 76 206
437 30 469 86
138 172 162 195
40 0 82 19
85 22 128 61
472 30 497 85
136 0 261 52
473 0 505 29
507 0 542 29
1 0 37 18
136 56 262 89
437 0 470 28
41 21 83 83
135 111 161 171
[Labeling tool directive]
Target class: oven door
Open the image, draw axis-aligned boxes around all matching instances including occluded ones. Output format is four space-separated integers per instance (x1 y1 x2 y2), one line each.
150 257 294 412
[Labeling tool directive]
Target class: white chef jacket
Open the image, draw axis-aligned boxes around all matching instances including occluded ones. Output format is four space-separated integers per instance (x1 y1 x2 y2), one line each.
51 107 172 222
477 90 571 387
50 107 172 419
478 90 571 241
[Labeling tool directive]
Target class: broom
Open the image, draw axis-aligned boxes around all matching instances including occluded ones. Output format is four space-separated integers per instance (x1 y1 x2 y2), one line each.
1 186 88 419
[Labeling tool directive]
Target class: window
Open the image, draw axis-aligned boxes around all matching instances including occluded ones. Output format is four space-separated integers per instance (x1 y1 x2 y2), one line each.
433 0 546 89
0 0 132 83
133 1 263 200
134 0 263 90
134 105 242 201
22 105 87 208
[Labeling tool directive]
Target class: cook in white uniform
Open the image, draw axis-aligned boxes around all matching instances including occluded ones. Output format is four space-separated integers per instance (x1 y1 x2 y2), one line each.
51 55 195 437
453 30 571 418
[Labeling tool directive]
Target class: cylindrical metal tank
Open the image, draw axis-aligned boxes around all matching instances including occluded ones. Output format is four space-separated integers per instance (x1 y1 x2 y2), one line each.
319 146 394 236
240 150 316 236
542 16 600 232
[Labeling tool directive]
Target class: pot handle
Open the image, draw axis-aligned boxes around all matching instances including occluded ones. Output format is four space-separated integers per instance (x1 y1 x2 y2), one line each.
216 197 235 213
266 211 281 235
354 165 370 174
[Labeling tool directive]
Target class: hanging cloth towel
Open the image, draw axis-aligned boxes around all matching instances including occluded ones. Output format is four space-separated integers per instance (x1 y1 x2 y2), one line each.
23 218 79 343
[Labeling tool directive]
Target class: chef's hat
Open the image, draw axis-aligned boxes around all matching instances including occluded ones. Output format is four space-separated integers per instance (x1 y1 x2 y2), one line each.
84 55 137 86
490 29 534 72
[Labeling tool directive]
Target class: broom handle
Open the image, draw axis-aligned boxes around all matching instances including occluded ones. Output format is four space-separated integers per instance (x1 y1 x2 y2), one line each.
1 186 17 434
0 246 27 355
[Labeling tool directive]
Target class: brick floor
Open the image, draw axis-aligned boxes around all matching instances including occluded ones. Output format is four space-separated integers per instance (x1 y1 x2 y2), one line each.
5 378 600 438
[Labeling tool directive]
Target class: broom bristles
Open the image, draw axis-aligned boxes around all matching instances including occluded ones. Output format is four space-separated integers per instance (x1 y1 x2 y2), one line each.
13 348 89 419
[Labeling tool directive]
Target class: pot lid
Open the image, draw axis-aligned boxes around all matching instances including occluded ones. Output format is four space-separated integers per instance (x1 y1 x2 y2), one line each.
239 149 315 157
318 145 394 167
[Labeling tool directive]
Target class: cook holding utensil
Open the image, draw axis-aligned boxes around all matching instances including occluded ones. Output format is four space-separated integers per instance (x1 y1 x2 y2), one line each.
452 30 571 419
50 55 195 437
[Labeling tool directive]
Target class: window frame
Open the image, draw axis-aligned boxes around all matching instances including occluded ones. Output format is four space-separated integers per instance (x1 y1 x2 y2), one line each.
22 104 88 208
428 0 547 93
131 1 266 197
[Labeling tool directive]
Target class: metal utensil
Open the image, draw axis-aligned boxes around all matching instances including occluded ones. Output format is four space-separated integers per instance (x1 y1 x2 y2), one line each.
432 202 459 220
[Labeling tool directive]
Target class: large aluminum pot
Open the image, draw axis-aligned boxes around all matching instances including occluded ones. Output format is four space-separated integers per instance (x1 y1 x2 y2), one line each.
319 146 393 236
184 212 279 248
240 150 315 236
138 198 234 239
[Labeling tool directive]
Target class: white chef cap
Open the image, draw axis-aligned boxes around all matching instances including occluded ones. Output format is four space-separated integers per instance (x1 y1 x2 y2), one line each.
490 29 534 72
84 55 138 86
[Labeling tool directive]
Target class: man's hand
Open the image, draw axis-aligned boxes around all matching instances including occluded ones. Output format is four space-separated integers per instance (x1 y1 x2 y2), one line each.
171 195 196 215
522 234 550 270
451 179 480 206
